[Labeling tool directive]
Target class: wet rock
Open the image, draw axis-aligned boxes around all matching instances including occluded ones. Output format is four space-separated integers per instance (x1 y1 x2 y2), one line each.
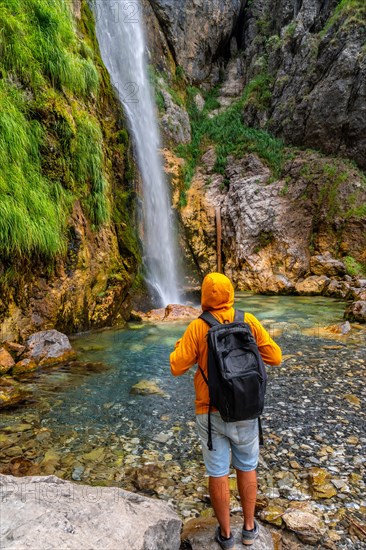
12 358 38 375
259 504 284 527
0 385 31 409
344 301 366 323
308 468 337 500
282 510 326 545
0 348 15 375
130 380 165 396
26 330 75 366
0 474 181 549
181 516 274 549
343 393 361 407
295 276 330 296
133 304 200 322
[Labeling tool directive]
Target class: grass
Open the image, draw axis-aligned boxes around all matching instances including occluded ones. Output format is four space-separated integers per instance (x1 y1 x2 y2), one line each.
0 0 114 259
0 0 99 96
322 0 366 34
343 256 366 277
0 81 70 257
176 82 284 205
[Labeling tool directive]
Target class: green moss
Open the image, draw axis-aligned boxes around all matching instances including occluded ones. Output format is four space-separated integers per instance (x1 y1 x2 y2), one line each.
343 256 366 277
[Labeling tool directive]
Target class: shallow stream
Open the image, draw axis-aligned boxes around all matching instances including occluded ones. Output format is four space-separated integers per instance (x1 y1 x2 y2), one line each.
0 294 365 548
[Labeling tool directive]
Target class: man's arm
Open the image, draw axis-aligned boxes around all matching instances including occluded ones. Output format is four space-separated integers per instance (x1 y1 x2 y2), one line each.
170 321 199 376
245 313 282 365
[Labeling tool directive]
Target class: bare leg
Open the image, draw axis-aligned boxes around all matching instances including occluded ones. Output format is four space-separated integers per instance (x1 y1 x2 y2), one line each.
236 469 257 530
209 475 231 538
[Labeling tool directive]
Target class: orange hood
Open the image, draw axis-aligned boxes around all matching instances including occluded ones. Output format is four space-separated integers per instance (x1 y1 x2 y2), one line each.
201 272 234 311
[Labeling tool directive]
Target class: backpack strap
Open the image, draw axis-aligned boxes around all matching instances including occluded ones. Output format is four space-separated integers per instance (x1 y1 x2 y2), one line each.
199 311 221 327
234 309 245 322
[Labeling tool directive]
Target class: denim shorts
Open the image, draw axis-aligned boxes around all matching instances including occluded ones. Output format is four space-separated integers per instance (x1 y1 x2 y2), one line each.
196 412 259 477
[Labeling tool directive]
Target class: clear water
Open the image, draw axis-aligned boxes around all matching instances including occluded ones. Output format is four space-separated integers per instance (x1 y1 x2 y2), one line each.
93 0 179 305
0 295 346 443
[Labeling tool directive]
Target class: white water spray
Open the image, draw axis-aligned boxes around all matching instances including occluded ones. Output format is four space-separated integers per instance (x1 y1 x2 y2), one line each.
93 0 179 305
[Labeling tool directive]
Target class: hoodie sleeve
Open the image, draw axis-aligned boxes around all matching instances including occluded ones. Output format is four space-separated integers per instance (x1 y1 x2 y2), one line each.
170 320 199 376
245 313 282 366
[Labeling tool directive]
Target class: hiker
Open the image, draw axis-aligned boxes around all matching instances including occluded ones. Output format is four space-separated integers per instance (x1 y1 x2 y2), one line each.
170 272 282 548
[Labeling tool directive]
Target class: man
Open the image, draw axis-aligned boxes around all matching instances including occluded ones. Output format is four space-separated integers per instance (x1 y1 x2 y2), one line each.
170 273 282 548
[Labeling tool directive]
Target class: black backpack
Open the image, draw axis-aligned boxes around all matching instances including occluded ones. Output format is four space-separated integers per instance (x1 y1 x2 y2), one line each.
199 309 267 450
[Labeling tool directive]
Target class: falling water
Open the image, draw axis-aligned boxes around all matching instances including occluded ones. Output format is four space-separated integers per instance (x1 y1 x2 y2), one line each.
93 0 179 305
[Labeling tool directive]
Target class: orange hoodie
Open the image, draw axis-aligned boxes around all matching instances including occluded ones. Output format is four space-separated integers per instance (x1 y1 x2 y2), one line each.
170 272 282 414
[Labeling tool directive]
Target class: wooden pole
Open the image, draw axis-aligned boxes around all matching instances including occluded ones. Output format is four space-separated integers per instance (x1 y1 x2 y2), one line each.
215 207 222 273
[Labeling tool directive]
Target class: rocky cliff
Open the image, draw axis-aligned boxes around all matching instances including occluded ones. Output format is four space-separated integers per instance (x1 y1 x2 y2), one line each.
147 0 366 170
145 0 366 301
0 0 140 340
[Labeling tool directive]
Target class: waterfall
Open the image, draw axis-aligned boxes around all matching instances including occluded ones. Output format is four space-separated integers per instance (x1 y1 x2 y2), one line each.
93 0 179 306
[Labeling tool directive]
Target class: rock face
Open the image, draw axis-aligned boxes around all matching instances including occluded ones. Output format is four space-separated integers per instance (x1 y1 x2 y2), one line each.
148 0 245 84
147 1 366 169
240 0 366 169
0 474 181 550
178 150 366 293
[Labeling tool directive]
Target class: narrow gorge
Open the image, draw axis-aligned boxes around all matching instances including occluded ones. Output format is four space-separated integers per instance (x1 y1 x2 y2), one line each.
0 1 365 549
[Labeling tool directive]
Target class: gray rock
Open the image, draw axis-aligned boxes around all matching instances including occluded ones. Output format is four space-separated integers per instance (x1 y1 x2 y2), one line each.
148 0 244 83
0 474 181 549
239 0 366 169
26 330 74 366
160 86 191 145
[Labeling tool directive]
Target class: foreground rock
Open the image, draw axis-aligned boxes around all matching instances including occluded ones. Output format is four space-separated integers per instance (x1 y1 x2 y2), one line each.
0 474 181 550
132 304 201 322
181 516 274 549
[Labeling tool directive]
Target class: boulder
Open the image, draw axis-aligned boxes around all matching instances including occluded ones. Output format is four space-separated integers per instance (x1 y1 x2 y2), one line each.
310 254 346 277
295 276 330 295
0 348 15 375
0 474 181 549
26 330 75 366
344 301 366 323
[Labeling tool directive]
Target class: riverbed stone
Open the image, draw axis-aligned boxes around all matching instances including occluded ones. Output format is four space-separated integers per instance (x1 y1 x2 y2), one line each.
0 474 181 549
26 329 75 366
282 510 326 545
130 380 165 396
